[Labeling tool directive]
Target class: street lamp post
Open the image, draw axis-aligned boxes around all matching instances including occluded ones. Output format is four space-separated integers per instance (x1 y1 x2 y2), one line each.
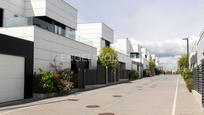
183 38 189 69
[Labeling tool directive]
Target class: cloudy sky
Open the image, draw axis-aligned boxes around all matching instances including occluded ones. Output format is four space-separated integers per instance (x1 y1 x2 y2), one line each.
66 0 204 70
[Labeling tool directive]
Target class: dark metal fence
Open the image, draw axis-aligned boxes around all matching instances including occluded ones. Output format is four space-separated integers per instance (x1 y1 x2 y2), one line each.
201 60 204 107
77 65 132 88
193 65 202 94
193 59 204 107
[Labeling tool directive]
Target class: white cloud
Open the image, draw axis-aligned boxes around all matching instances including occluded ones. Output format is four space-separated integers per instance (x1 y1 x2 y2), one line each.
130 36 198 57
129 36 198 70
159 56 180 71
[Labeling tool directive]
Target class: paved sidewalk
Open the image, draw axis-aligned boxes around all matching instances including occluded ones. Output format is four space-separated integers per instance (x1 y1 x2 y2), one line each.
0 75 203 115
175 77 204 115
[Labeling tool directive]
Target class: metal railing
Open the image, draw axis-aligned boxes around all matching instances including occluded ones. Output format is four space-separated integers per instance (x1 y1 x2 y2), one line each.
4 17 28 27
3 17 94 47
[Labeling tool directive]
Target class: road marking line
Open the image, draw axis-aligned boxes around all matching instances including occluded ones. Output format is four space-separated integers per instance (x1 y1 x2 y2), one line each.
172 76 179 115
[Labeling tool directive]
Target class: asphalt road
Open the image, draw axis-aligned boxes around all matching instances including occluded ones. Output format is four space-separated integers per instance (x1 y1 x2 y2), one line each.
0 75 203 115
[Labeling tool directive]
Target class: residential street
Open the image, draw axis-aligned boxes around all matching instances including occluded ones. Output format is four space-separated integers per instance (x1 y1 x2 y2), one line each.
0 75 203 115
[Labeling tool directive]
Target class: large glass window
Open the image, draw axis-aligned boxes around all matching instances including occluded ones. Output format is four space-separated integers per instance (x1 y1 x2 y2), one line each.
0 8 3 27
32 17 66 36
130 53 140 58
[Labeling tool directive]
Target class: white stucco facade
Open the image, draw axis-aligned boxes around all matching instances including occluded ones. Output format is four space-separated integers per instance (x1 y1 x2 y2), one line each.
25 0 77 29
141 48 149 69
0 0 97 71
111 38 133 70
76 23 114 55
0 26 97 71
111 38 133 56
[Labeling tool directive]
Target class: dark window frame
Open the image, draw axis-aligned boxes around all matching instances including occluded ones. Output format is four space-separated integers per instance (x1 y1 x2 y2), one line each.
130 52 140 59
0 8 3 27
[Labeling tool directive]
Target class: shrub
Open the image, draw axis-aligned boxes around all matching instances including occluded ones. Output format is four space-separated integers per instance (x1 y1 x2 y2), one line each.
182 70 192 81
181 69 193 92
130 70 139 79
143 69 151 77
50 59 74 94
186 78 193 92
155 68 163 75
53 69 74 94
34 69 54 93
71 74 79 88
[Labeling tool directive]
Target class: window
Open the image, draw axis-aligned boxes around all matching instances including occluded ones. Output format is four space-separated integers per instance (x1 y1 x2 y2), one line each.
101 39 110 48
0 8 3 27
105 40 110 47
32 17 66 36
130 53 140 58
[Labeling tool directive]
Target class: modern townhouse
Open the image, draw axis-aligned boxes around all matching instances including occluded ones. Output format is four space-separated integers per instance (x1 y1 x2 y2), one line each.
151 54 159 67
191 31 204 108
111 38 133 70
76 23 114 55
130 43 144 78
0 0 97 103
141 47 149 69
76 23 133 82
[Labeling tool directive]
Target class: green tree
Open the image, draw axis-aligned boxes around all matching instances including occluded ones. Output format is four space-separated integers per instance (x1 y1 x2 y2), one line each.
149 57 156 76
149 57 156 70
98 47 119 83
177 54 188 74
98 47 119 69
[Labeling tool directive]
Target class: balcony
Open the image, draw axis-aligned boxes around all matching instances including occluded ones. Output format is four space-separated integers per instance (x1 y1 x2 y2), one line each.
4 17 75 40
3 17 93 47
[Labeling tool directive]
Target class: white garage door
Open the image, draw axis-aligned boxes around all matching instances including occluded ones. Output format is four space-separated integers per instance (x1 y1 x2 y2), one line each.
0 54 25 103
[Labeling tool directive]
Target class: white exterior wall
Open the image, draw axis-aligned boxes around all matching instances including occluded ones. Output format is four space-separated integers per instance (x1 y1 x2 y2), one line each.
147 51 151 60
142 58 149 69
132 44 142 63
197 31 204 65
0 0 25 26
127 39 133 55
0 26 34 41
117 52 132 70
76 23 114 54
76 23 102 53
111 39 127 55
141 48 149 69
111 38 133 56
25 0 77 29
0 26 97 71
101 23 114 43
111 38 133 70
132 63 138 70
141 48 147 59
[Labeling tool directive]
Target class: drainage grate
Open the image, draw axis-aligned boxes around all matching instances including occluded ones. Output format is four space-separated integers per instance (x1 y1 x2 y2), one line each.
98 113 115 115
112 95 123 98
86 105 100 108
67 99 79 101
